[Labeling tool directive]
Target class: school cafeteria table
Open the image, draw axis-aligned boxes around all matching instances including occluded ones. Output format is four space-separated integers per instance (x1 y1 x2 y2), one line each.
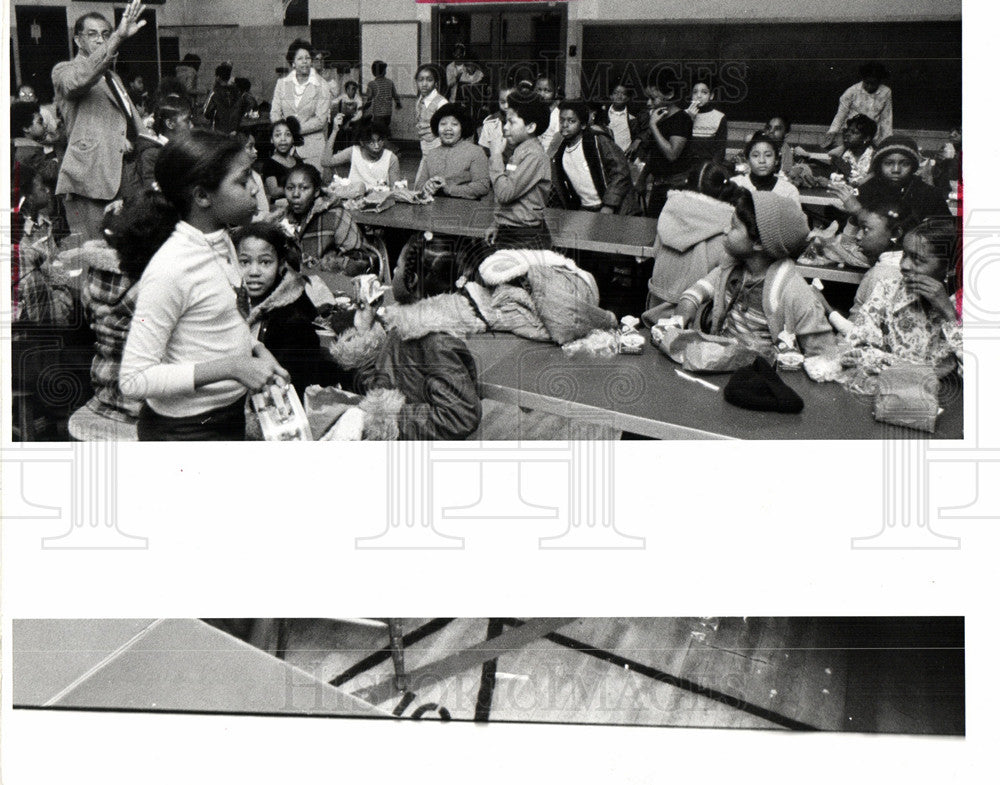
799 184 960 217
12 618 390 717
464 333 963 440
349 195 659 257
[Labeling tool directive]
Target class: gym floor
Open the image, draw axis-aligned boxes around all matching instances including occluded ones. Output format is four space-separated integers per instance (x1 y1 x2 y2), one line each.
274 616 964 734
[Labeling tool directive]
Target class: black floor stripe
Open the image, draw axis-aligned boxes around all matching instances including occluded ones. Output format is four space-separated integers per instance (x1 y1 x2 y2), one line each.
474 618 506 722
497 619 818 732
329 618 455 688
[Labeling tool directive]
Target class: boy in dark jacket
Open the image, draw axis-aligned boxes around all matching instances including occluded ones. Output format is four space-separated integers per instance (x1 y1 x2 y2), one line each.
549 100 639 215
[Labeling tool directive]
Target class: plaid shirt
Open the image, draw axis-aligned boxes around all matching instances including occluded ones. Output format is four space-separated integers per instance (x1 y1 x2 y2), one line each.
80 249 142 420
288 198 370 276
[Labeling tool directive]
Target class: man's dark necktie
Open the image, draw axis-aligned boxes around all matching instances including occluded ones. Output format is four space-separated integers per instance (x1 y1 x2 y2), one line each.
104 72 138 144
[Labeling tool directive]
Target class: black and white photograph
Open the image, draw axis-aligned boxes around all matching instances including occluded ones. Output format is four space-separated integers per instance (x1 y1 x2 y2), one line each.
2 1 995 783
8 0 963 441
12 617 965 734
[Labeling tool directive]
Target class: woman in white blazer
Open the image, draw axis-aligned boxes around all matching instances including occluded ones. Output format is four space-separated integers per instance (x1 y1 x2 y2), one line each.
270 39 332 168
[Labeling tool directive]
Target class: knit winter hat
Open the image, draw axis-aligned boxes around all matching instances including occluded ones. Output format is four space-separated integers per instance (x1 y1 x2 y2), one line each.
723 357 804 414
750 191 809 259
871 134 920 171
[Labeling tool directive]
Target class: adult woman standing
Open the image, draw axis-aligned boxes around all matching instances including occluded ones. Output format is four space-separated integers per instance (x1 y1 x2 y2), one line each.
270 39 332 168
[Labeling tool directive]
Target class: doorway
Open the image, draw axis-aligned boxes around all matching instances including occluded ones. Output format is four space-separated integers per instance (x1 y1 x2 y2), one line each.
14 6 71 103
113 8 159 92
434 3 567 96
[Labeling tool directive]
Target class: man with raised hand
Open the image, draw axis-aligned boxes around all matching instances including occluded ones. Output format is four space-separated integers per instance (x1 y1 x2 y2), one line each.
52 1 149 239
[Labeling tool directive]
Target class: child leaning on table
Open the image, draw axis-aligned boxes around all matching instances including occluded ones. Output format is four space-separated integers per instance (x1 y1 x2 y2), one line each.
670 189 836 358
483 90 553 250
322 118 401 193
842 217 962 379
318 263 482 441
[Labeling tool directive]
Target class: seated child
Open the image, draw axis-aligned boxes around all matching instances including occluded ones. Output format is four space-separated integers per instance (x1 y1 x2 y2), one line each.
646 161 737 309
829 113 877 184
843 217 961 378
11 101 49 172
280 163 369 284
323 119 401 192
549 100 638 215
233 222 342 396
262 117 304 202
321 262 482 441
762 115 794 175
832 135 951 231
122 95 193 203
414 102 490 199
732 132 801 203
847 204 914 319
672 189 836 357
483 90 553 250
15 159 70 247
795 113 876 188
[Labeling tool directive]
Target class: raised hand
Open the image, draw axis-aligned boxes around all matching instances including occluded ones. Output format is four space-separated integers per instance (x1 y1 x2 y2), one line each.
117 1 148 40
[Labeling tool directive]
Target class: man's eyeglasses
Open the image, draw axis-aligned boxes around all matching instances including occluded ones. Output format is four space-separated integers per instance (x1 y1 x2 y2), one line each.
82 30 113 41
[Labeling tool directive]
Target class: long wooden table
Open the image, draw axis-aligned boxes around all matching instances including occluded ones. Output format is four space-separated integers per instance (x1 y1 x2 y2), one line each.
349 195 878 285
465 333 963 440
350 195 658 257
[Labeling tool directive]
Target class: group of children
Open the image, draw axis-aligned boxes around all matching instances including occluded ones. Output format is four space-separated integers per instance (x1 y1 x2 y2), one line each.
11 49 962 441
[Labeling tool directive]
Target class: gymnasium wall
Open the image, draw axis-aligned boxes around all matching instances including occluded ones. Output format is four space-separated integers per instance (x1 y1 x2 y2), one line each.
569 0 960 22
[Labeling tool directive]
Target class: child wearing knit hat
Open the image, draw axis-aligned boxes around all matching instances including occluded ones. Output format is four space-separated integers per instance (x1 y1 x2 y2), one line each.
672 189 836 358
830 135 951 233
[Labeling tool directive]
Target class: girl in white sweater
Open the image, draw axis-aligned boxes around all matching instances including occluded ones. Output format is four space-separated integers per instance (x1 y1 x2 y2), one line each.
119 131 288 440
732 132 801 204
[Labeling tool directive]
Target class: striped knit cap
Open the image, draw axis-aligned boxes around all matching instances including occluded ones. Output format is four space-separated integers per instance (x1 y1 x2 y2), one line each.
871 134 920 171
750 191 809 259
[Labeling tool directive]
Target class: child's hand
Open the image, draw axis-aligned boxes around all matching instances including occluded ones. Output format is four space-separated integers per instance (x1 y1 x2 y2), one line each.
353 301 377 332
828 181 861 214
650 106 670 123
333 113 345 128
234 354 289 392
422 176 446 196
484 224 499 245
904 274 955 316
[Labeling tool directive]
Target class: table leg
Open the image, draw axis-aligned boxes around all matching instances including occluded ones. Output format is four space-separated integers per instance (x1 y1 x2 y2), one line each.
387 618 406 691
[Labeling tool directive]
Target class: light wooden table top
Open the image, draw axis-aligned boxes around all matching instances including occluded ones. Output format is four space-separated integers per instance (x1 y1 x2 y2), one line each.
465 334 964 441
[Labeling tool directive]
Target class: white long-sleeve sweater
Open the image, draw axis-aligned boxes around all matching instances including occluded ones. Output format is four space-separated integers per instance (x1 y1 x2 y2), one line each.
119 222 255 417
